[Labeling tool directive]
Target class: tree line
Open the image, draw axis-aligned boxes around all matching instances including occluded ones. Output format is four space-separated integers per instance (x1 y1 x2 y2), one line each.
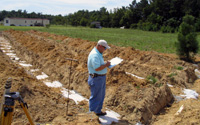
1 0 200 33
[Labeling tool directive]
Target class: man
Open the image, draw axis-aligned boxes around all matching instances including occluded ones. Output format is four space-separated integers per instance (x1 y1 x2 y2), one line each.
87 39 111 116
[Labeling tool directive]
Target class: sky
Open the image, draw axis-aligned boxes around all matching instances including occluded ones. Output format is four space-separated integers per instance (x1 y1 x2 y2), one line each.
0 0 141 16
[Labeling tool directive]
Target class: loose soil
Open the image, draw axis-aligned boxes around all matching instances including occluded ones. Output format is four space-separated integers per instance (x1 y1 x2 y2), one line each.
0 30 200 125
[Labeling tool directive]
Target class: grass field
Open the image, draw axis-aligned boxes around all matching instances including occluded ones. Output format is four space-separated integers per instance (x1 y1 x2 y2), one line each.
0 25 200 54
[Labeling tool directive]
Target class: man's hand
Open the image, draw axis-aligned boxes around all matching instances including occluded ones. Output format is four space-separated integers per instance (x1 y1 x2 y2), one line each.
95 61 111 71
105 61 111 67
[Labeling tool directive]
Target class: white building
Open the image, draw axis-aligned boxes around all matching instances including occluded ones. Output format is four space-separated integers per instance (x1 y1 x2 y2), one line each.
3 17 50 26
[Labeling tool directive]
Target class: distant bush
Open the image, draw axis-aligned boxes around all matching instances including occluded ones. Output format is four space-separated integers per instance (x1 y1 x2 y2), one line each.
137 20 143 30
147 12 163 26
138 22 160 31
161 26 177 33
195 18 200 32
161 18 180 33
130 23 137 29
90 24 96 28
45 24 51 28
80 18 88 26
164 18 180 28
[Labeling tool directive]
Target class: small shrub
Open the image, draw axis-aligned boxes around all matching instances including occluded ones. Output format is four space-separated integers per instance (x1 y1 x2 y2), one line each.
45 24 51 28
146 76 157 84
176 15 199 62
174 66 183 70
161 26 167 33
167 73 177 77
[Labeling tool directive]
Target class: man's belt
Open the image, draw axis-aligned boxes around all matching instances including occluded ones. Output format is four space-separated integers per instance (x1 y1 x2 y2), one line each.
89 73 106 78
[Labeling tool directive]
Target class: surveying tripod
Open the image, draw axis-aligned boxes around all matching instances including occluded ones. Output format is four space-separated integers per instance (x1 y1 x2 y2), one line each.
0 78 35 125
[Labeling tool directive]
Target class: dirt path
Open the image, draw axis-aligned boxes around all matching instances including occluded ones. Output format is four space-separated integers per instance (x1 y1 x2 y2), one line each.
0 30 200 124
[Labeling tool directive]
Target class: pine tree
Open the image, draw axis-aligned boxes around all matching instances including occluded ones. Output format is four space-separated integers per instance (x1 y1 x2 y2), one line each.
176 15 198 62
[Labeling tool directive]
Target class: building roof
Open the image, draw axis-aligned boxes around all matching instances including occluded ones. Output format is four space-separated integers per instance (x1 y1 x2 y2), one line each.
5 17 49 20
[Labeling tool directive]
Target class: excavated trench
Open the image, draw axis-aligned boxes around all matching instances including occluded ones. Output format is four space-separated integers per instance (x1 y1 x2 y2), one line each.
1 29 199 124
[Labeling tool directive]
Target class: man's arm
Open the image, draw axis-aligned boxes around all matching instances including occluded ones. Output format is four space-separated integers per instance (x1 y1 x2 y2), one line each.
95 61 110 71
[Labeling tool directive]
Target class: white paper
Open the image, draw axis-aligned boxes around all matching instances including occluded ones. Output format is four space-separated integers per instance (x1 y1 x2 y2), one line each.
108 57 123 68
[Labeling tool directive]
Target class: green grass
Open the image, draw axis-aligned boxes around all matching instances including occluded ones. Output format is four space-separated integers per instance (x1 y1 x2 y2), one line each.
174 66 184 70
167 72 177 78
1 25 200 54
146 76 157 84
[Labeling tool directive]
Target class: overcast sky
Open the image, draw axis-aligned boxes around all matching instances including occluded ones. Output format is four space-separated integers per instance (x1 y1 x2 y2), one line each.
0 0 141 16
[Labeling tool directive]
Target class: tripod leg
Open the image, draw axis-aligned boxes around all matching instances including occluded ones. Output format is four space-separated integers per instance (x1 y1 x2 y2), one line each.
0 100 3 124
0 97 5 119
1 105 14 125
19 102 35 125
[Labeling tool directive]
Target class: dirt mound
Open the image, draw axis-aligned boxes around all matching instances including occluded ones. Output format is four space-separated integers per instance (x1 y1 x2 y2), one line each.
1 30 200 124
0 36 99 125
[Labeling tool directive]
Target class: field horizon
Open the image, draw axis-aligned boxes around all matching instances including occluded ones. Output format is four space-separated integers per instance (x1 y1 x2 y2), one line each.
0 25 200 54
